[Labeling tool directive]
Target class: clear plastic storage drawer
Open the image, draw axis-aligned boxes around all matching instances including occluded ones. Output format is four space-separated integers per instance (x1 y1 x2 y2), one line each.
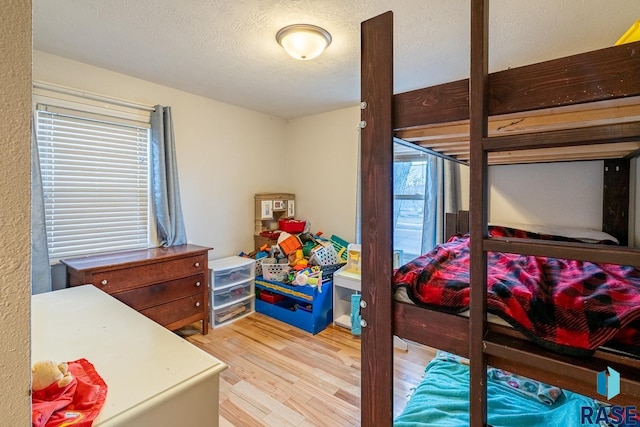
210 256 255 289
213 279 253 307
213 299 253 326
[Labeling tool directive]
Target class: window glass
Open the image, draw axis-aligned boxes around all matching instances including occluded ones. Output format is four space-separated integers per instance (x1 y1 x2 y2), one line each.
394 151 427 264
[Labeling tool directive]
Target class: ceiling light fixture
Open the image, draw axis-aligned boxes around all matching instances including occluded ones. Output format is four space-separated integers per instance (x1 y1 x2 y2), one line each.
276 24 332 61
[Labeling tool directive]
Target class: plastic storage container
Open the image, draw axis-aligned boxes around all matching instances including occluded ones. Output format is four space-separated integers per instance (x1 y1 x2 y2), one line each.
209 256 256 327
278 219 306 233
213 280 253 306
260 258 290 282
213 299 253 326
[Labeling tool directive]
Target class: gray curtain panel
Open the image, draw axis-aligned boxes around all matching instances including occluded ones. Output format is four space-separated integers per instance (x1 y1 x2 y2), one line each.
31 118 52 294
150 105 187 247
420 156 459 254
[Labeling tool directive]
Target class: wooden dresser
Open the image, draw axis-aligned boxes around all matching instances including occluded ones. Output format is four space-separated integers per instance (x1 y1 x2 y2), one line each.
61 244 211 334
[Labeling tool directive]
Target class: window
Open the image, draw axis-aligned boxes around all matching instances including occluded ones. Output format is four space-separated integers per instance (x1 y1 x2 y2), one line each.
35 103 151 260
394 154 428 264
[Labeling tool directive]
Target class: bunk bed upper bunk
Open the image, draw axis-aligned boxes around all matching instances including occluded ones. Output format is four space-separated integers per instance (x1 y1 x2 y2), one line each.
393 42 640 166
359 8 640 427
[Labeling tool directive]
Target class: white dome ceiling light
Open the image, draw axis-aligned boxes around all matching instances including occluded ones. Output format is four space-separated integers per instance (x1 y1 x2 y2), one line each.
276 24 332 61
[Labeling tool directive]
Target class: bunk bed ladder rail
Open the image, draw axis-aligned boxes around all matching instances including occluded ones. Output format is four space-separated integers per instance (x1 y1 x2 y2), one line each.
470 1 640 426
468 1 490 425
360 10 395 427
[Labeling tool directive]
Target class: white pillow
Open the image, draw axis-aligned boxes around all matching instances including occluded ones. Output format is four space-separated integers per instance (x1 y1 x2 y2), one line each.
489 221 619 244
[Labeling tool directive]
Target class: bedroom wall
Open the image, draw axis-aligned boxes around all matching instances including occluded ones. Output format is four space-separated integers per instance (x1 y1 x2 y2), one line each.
449 159 637 243
488 161 604 229
285 106 361 243
33 51 289 280
0 0 32 422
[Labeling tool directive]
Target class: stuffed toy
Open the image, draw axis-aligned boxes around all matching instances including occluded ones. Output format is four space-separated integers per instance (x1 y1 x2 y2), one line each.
32 360 74 392
32 358 108 427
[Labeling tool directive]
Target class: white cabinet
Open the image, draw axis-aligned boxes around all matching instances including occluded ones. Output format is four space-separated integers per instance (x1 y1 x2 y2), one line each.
209 256 255 327
333 266 361 329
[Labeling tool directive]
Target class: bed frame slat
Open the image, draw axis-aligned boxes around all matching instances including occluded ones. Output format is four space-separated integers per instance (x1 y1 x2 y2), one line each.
394 41 640 131
484 237 640 266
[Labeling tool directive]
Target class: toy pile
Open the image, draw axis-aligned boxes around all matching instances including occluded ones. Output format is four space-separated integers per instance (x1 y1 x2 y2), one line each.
241 222 350 287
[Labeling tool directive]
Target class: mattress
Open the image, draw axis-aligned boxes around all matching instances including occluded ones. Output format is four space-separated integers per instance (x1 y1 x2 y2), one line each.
394 351 607 426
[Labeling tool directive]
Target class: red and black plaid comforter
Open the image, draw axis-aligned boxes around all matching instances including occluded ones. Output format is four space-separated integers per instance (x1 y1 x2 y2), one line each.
393 226 640 356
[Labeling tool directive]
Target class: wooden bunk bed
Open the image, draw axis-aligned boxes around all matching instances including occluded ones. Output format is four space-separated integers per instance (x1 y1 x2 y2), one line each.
359 4 640 427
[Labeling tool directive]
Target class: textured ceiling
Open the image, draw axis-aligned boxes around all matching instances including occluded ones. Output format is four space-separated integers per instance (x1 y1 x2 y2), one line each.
33 0 640 119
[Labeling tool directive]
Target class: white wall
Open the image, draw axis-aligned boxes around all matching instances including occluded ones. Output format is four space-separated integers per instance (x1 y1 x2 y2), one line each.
1 0 31 422
286 106 361 243
34 51 289 263
489 161 604 228
449 157 605 229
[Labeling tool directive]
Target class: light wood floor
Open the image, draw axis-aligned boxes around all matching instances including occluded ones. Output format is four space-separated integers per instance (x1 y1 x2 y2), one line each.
180 312 436 427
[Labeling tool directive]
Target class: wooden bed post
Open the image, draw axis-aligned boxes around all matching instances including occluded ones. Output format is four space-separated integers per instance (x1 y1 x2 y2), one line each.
360 11 394 427
603 158 630 246
469 0 489 426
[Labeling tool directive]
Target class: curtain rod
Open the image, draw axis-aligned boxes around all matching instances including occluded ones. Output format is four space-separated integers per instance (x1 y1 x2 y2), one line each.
33 80 156 112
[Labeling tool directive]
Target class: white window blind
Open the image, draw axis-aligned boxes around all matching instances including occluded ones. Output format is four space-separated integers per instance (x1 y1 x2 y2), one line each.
36 104 151 260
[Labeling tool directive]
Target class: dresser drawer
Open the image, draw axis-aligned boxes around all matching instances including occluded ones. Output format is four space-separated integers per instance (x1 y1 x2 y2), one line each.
141 294 205 328
92 255 205 294
114 274 205 311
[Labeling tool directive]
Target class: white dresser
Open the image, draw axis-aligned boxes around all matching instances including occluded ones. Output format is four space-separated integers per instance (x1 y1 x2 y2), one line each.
31 285 227 426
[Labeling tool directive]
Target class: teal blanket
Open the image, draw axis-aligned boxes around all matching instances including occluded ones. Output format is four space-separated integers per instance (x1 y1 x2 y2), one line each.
394 356 601 427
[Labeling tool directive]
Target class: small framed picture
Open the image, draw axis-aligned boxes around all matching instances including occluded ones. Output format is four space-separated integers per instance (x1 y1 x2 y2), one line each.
287 200 295 217
273 200 285 210
261 200 273 219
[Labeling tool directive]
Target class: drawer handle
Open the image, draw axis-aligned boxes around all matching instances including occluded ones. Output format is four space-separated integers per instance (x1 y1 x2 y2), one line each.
194 262 201 268
195 301 201 307
100 279 108 285
195 281 201 287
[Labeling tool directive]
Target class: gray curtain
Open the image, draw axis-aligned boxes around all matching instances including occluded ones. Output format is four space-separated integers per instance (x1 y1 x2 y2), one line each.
150 105 187 247
31 118 52 294
421 156 459 253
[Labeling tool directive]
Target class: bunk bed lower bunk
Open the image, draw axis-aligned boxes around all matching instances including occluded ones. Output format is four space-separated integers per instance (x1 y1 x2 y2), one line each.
359 7 640 427
394 351 608 426
393 213 640 425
